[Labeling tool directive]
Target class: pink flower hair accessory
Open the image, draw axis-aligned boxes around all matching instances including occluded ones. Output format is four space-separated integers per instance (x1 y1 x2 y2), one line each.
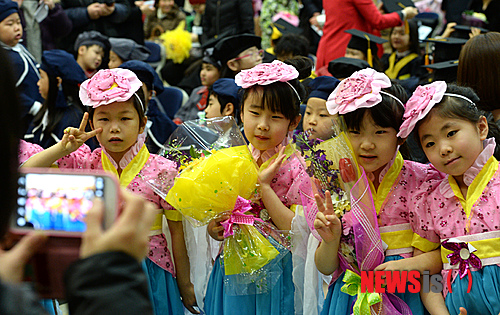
79 68 143 108
234 60 299 89
325 68 392 115
397 81 447 138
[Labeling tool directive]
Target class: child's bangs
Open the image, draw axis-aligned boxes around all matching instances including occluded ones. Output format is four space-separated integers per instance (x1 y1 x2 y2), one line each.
243 83 299 121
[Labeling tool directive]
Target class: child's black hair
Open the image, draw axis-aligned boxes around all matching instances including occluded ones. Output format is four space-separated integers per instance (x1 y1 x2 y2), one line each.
415 84 500 159
274 34 310 59
208 88 241 124
88 87 147 130
240 58 309 122
343 81 408 132
33 75 85 140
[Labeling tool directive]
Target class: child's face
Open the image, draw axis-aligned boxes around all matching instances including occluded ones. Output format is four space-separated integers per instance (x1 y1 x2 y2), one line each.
241 91 298 152
0 12 22 47
303 97 335 140
108 50 123 69
200 62 220 87
205 94 222 119
232 46 263 72
344 47 365 61
37 69 50 100
158 0 174 13
90 100 146 160
419 114 488 178
78 45 104 71
347 111 399 177
391 26 411 53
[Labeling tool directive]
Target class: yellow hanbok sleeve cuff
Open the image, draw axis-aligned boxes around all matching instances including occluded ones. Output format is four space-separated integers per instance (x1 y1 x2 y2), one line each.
411 233 439 252
165 209 183 221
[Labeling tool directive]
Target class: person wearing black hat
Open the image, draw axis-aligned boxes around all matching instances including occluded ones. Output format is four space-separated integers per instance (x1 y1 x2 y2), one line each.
0 0 44 135
424 36 468 63
328 57 371 80
74 30 110 78
423 59 459 83
25 49 92 150
174 47 222 124
108 37 151 69
302 76 340 140
119 60 179 153
213 33 263 78
344 29 387 71
382 20 426 93
205 78 241 123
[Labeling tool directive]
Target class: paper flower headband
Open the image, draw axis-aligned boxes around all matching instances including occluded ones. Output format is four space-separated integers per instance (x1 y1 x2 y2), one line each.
326 68 393 115
235 60 299 88
397 81 447 138
79 68 143 108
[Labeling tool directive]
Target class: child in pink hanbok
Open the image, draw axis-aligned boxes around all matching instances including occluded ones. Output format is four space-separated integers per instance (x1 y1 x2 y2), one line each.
315 68 445 315
203 60 313 314
22 68 198 315
399 82 500 315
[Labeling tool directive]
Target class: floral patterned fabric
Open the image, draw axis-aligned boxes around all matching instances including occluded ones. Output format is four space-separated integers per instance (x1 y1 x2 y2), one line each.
57 144 179 275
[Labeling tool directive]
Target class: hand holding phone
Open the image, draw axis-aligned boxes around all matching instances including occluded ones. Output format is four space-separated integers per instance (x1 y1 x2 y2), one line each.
0 232 47 283
10 168 120 298
80 190 157 262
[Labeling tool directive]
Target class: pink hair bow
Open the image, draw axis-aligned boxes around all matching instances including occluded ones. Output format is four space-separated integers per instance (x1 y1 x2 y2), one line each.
397 81 447 138
221 196 260 238
79 68 143 108
326 68 391 115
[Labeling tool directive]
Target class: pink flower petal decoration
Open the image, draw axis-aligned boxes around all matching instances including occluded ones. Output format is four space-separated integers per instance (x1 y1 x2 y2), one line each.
325 68 392 115
397 81 447 138
234 60 299 89
79 68 143 108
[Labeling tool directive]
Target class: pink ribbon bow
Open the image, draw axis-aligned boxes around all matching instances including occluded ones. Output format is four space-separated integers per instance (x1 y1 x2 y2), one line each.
442 239 482 279
221 196 258 238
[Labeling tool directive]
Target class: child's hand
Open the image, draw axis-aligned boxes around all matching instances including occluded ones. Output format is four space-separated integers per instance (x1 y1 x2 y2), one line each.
374 258 410 272
177 281 199 314
441 22 457 38
258 146 286 188
313 191 341 243
207 213 230 241
61 113 102 154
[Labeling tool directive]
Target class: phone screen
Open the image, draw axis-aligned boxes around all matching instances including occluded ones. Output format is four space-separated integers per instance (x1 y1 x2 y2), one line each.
16 173 105 232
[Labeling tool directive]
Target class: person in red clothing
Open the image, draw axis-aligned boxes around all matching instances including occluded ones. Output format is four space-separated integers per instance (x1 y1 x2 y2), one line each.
315 0 418 76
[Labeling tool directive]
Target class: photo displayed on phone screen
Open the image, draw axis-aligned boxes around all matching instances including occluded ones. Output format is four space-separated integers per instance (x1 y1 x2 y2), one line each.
16 174 104 232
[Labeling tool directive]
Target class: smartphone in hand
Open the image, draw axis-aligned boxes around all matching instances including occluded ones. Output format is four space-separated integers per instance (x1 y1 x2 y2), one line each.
9 168 119 298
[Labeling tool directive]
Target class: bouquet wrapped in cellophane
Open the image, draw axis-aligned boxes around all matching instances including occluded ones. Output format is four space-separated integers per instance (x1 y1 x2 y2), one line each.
148 117 289 293
319 68 412 314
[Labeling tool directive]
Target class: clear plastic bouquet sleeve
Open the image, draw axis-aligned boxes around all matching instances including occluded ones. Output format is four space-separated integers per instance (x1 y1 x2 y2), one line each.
297 116 360 241
148 117 285 279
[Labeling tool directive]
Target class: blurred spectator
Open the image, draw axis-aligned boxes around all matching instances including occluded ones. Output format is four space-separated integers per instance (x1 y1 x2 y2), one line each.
58 0 131 53
200 0 253 44
143 0 186 41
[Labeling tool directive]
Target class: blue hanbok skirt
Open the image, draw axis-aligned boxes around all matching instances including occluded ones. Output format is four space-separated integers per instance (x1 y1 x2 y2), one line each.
321 255 426 315
204 251 294 315
142 258 185 315
445 265 500 315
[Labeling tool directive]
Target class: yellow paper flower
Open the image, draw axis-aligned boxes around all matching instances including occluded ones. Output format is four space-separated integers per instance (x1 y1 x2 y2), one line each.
159 21 192 64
